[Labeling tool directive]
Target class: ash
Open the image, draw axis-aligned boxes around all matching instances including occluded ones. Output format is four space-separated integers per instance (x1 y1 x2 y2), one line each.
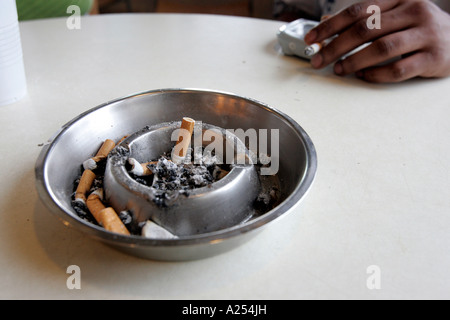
130 148 229 206
161 150 225 187
151 157 214 191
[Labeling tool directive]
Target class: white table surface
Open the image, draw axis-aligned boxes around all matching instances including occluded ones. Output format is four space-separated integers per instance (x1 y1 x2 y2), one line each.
1 13 449 300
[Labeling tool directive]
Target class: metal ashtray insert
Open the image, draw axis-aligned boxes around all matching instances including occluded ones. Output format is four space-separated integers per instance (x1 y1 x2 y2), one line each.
104 121 260 236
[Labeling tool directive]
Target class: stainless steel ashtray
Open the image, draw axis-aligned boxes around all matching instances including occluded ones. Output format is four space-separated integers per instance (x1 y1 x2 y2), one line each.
35 88 317 261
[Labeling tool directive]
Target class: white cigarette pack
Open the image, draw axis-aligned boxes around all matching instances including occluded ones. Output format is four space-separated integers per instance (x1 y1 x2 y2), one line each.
277 18 319 60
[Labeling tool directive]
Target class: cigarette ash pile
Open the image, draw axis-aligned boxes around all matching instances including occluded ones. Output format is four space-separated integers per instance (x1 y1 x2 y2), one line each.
153 150 225 190
128 148 230 207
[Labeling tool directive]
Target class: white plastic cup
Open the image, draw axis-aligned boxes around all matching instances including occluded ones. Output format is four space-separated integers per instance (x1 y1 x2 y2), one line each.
0 0 27 107
0 0 18 28
0 24 22 65
0 62 27 106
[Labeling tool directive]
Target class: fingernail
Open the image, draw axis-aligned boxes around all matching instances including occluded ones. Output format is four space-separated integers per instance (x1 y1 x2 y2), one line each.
334 62 343 75
311 54 323 68
305 29 317 44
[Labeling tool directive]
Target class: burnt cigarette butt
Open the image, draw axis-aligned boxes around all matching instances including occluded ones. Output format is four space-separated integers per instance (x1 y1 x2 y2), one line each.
141 162 157 176
128 158 158 176
86 190 130 235
92 139 115 162
74 169 96 203
86 189 106 216
173 117 195 163
98 207 131 235
83 139 116 170
116 135 129 145
141 220 177 239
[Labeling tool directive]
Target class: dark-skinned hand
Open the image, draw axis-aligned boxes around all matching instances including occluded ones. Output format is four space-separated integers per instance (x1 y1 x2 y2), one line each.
305 0 450 83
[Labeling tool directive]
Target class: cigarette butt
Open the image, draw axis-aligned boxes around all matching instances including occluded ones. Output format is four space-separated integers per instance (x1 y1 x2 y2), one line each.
74 169 96 203
141 220 177 239
116 135 129 145
98 208 130 235
82 158 97 171
172 117 195 163
83 139 116 170
141 162 157 176
92 139 115 162
86 189 130 235
128 158 158 176
86 189 106 216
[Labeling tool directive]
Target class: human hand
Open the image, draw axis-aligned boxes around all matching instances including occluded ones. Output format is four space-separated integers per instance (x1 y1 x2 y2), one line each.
304 0 450 83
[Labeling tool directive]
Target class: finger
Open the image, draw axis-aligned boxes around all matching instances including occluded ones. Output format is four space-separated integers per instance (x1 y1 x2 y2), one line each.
335 28 427 76
305 0 399 45
357 52 433 83
316 6 419 69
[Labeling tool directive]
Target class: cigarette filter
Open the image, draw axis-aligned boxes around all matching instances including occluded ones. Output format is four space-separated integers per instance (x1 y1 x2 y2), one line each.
86 189 130 235
83 139 115 170
128 158 157 176
74 169 96 203
172 117 195 163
